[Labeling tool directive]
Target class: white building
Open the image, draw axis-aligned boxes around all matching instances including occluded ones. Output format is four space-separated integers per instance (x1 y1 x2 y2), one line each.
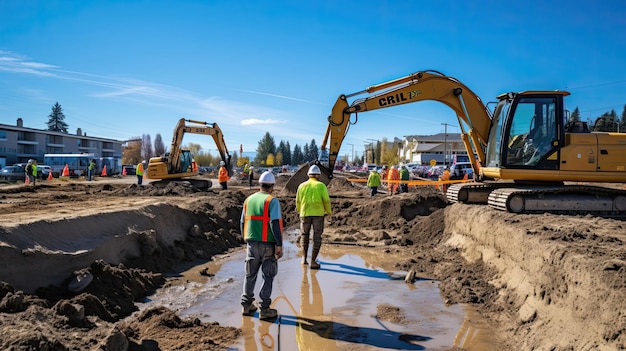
400 133 468 165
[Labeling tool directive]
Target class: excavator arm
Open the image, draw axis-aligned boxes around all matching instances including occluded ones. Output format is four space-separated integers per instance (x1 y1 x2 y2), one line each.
147 118 232 186
285 70 492 192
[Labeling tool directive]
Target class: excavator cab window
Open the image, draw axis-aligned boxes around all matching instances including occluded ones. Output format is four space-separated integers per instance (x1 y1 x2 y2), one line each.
505 96 559 169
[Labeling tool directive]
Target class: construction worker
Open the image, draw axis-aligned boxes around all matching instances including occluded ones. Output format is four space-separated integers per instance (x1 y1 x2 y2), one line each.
440 167 451 192
243 163 250 179
136 161 145 185
240 171 283 321
367 168 381 197
218 160 230 190
388 165 400 195
296 165 332 269
399 165 410 193
26 159 37 186
88 159 96 181
380 165 389 190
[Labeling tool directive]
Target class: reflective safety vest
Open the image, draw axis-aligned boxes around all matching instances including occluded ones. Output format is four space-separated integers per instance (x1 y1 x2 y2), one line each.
243 192 283 242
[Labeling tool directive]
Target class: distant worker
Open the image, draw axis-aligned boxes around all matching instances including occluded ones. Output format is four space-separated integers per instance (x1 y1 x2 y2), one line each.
399 165 410 193
218 160 230 190
388 165 400 195
440 167 451 192
26 159 37 187
241 171 283 321
88 159 96 181
380 165 389 190
136 160 146 185
367 168 381 197
248 165 254 189
243 163 250 178
296 165 332 269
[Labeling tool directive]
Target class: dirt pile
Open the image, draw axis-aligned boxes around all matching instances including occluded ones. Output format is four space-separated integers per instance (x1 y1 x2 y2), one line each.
0 177 624 350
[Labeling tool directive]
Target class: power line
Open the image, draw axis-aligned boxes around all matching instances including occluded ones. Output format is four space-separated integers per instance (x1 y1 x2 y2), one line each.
565 79 626 90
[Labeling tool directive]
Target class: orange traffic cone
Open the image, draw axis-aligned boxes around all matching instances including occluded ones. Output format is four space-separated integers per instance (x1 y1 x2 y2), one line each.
62 164 70 177
48 170 53 180
101 165 107 177
122 166 127 176
25 175 30 184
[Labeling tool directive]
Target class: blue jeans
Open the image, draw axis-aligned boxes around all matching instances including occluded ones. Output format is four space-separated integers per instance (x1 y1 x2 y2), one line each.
242 241 277 309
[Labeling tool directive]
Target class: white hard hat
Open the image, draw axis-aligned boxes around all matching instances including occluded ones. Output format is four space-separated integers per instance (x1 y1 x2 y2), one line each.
307 165 321 175
258 171 275 185
219 161 225 166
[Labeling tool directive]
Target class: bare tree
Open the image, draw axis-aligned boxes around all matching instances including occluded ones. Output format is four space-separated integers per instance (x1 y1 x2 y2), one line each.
154 133 166 156
141 134 153 161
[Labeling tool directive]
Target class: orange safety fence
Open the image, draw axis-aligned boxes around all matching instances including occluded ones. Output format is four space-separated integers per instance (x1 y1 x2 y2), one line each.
346 178 474 189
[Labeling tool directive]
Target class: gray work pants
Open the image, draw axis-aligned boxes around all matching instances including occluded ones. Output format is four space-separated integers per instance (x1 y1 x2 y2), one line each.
242 241 277 309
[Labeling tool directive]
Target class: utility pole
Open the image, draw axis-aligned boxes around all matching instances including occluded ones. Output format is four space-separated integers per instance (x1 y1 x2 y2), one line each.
441 123 452 166
366 139 378 164
346 143 354 163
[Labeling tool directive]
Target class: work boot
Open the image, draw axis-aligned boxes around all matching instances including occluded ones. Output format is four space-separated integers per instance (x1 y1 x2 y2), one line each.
310 248 320 269
259 308 278 321
242 303 257 316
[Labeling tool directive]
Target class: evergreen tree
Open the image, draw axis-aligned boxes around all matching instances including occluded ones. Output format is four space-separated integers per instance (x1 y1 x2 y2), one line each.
570 107 581 122
47 102 69 133
619 105 626 133
284 141 292 165
254 132 276 166
302 143 310 162
309 139 319 161
292 144 304 165
154 133 166 156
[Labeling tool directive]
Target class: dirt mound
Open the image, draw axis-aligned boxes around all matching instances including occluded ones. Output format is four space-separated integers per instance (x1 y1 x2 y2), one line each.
1 179 625 350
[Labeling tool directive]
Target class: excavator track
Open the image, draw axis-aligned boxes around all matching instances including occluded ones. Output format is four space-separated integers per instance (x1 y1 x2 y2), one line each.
487 185 626 216
447 182 502 204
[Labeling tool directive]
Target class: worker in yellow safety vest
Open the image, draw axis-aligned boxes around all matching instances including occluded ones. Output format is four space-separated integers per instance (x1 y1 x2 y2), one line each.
240 171 284 321
136 161 145 185
296 165 332 269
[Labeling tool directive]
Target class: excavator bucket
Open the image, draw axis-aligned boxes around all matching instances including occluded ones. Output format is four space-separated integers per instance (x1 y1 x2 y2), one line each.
283 163 333 193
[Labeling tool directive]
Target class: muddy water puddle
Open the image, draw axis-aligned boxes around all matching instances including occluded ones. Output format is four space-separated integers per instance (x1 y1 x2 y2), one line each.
138 233 497 350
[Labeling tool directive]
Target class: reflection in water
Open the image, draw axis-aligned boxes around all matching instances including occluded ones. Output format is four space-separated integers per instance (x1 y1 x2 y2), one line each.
242 314 275 351
271 265 433 350
296 268 335 350
143 237 497 350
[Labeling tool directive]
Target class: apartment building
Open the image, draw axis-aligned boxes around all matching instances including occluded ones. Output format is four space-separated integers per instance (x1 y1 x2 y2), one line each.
0 118 123 168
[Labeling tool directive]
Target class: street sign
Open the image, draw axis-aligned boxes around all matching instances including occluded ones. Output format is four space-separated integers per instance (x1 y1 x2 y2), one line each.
430 159 437 167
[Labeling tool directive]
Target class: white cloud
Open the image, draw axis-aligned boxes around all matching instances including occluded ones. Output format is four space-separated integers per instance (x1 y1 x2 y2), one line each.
241 118 287 126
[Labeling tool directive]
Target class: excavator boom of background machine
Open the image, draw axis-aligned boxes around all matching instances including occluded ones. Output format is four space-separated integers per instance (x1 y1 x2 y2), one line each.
147 118 232 190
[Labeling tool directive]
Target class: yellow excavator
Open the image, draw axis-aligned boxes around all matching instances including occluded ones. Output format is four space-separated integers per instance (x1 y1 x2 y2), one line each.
285 70 626 215
146 118 232 190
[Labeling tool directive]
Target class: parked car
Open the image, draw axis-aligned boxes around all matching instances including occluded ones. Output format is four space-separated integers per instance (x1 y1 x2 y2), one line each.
0 165 26 181
122 164 136 176
449 162 473 180
38 165 53 179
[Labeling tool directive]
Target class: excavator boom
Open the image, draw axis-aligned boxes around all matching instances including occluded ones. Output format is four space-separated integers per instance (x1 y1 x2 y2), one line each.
284 70 626 216
147 118 232 190
285 70 492 192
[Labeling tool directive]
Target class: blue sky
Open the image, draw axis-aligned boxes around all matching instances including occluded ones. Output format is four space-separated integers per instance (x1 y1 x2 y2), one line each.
1 0 625 160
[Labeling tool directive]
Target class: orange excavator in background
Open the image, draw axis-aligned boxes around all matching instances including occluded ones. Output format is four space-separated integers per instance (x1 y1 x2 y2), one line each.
285 70 626 215
146 118 232 190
